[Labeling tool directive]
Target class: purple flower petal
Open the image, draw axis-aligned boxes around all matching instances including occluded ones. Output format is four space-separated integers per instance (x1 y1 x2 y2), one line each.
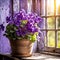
6 16 11 23
0 24 4 31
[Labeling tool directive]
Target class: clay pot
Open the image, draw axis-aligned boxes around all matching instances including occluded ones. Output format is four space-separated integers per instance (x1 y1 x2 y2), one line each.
10 39 32 57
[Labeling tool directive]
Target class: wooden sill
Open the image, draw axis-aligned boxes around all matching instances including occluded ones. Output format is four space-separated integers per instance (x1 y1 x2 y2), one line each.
41 52 60 57
0 53 60 60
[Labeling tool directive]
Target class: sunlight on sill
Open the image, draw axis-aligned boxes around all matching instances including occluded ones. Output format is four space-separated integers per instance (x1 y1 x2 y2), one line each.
23 53 60 60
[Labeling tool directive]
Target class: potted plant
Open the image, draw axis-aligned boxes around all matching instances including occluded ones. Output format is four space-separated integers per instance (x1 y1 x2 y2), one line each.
4 9 43 57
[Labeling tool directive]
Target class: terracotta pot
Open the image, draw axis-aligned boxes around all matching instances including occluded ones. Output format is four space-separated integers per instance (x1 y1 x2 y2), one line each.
10 39 33 57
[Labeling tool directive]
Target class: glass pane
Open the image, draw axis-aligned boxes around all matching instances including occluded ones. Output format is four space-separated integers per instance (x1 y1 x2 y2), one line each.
39 18 45 29
40 31 46 46
56 17 60 29
27 0 32 12
47 17 55 29
56 0 60 15
47 31 55 47
57 31 60 48
41 0 45 16
13 0 19 13
44 31 47 46
44 18 45 29
47 0 54 16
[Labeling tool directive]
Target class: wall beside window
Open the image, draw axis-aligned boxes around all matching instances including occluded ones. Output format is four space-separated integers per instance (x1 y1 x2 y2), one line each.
0 0 11 54
0 0 20 54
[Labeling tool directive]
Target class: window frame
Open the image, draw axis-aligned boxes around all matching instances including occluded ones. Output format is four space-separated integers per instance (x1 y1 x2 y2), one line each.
40 0 60 53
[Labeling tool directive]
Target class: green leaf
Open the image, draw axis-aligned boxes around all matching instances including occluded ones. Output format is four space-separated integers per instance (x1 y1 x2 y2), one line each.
21 20 28 24
28 33 37 42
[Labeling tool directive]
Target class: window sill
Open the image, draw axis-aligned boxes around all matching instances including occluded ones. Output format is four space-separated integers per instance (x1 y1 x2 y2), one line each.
0 53 60 60
41 52 60 57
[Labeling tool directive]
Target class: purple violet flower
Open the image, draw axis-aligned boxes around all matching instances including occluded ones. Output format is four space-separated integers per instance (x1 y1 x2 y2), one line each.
6 16 11 23
0 24 4 31
5 9 43 41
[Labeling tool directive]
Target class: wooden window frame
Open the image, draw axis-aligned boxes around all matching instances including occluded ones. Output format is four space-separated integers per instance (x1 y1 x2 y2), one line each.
40 0 60 53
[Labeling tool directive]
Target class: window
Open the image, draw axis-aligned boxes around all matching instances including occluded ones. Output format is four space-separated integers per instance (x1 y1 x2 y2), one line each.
11 0 60 53
40 0 60 52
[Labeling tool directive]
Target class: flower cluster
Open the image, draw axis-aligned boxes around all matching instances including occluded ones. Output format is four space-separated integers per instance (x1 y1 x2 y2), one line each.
0 24 4 31
5 9 43 42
